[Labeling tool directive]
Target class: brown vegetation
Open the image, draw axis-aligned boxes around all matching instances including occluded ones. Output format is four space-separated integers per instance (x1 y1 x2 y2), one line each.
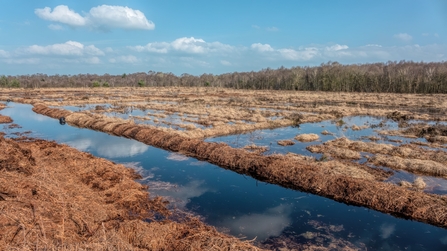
277 140 295 146
31 104 447 229
0 115 12 124
295 133 319 142
0 135 260 250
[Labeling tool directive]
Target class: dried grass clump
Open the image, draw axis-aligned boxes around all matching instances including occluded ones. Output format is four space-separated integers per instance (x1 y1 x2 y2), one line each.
327 137 394 154
414 177 427 190
399 180 413 188
369 154 447 177
277 140 295 146
0 136 261 251
307 145 361 159
243 144 268 154
295 133 319 142
321 130 333 135
0 115 12 124
351 125 368 131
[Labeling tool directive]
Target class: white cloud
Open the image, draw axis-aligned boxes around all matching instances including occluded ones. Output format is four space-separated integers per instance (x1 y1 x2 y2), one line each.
394 33 413 42
25 41 104 56
326 44 349 51
88 5 154 30
133 42 170 53
35 5 154 30
130 37 233 54
35 5 86 27
252 25 260 29
172 37 207 53
48 24 64 30
278 47 319 60
251 43 274 52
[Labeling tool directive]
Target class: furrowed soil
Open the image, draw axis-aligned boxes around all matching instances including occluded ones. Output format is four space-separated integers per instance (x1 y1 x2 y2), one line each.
30 103 447 229
0 135 261 250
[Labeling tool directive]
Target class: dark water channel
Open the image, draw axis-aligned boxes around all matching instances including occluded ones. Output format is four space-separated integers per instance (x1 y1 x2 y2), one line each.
2 103 447 250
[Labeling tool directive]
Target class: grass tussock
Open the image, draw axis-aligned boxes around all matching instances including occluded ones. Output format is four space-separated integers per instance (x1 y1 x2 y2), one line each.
31 104 447 229
0 136 261 250
369 154 447 177
277 140 295 146
295 133 319 142
307 144 361 159
0 115 12 124
326 137 447 167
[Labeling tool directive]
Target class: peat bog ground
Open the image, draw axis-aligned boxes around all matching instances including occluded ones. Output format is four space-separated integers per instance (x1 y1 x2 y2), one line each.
2 87 447 250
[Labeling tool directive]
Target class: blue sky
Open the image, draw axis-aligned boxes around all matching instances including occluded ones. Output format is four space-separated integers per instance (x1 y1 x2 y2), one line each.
0 0 446 76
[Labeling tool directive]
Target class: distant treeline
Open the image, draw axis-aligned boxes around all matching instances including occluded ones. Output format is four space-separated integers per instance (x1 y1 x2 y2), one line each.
1 61 447 93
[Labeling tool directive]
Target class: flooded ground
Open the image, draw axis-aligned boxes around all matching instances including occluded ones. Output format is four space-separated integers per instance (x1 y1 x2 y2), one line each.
2 102 447 250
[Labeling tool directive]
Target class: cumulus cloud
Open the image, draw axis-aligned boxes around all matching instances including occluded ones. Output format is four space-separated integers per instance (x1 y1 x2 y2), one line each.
278 47 319 60
266 26 279 32
35 5 86 27
25 41 104 56
394 33 413 42
88 5 154 30
251 43 274 52
35 5 154 30
326 44 349 51
130 37 233 54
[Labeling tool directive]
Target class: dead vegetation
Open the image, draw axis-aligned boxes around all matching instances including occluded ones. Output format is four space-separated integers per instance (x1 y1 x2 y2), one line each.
30 104 447 229
0 115 12 124
295 133 320 142
314 137 447 177
277 140 295 146
0 136 261 250
2 87 447 139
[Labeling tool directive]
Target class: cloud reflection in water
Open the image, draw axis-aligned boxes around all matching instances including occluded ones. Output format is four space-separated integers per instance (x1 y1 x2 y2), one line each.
222 204 293 240
66 136 149 158
148 180 209 209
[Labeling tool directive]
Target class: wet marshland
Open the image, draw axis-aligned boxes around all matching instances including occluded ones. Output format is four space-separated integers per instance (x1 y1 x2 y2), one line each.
2 102 447 250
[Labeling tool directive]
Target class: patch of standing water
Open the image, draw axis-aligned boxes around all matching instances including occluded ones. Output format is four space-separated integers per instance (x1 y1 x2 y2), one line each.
205 116 415 156
2 103 447 250
59 104 208 130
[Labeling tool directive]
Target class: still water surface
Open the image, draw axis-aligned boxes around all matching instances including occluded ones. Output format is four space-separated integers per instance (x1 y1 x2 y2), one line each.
2 102 447 250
